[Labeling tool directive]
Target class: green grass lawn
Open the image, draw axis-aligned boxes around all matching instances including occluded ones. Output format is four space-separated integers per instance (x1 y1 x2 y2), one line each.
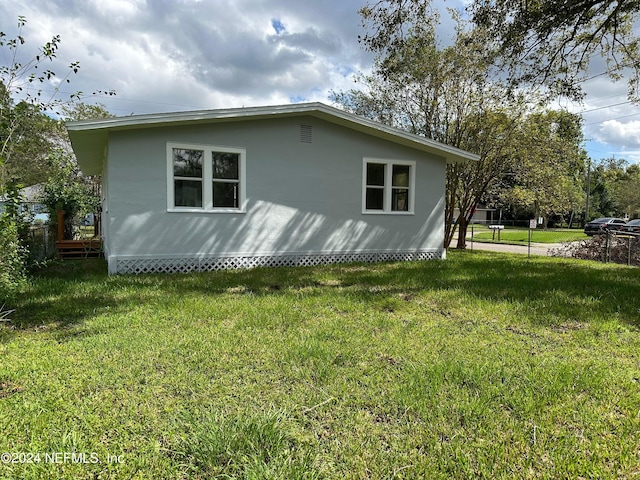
1 252 639 479
470 226 588 244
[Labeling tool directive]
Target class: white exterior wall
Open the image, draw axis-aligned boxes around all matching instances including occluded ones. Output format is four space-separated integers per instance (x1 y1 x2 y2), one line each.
104 116 447 273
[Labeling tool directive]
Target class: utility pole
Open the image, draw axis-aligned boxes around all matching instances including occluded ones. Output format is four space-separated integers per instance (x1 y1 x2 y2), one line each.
585 159 591 224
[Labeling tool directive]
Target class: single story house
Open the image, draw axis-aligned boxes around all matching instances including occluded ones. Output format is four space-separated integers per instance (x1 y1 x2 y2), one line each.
0 184 49 224
453 204 498 225
67 102 478 274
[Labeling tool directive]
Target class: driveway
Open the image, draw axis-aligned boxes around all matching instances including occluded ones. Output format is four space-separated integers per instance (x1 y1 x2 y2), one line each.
460 239 563 256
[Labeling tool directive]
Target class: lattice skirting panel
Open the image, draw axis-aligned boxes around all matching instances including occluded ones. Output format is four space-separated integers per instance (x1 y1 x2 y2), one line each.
114 250 443 274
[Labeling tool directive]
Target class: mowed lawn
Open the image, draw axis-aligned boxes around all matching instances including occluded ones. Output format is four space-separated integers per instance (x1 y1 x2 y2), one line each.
1 251 639 479
470 227 587 244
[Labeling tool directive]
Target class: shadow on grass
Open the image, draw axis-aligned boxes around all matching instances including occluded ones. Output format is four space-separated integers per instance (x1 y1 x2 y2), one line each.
4 260 118 335
3 251 639 340
336 250 640 328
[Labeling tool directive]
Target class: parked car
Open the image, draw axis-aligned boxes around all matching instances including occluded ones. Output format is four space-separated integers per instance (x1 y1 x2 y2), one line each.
620 219 640 234
584 217 627 236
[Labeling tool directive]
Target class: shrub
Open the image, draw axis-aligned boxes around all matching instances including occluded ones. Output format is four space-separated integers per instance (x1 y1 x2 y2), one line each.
41 150 99 240
0 213 27 302
0 181 29 301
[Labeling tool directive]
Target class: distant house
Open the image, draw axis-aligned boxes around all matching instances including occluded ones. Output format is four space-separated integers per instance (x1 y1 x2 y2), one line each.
454 205 499 225
0 184 49 223
67 103 478 274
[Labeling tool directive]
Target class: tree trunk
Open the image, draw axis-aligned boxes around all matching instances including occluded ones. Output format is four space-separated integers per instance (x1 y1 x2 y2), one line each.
64 219 74 240
456 217 469 249
56 210 65 242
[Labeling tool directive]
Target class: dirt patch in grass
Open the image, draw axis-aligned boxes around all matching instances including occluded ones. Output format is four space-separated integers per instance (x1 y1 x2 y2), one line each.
0 380 23 398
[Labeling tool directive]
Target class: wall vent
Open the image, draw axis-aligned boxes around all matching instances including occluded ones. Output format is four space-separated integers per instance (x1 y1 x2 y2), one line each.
300 124 313 143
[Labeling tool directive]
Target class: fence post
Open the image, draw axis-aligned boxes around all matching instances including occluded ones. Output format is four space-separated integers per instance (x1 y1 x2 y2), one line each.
629 236 632 267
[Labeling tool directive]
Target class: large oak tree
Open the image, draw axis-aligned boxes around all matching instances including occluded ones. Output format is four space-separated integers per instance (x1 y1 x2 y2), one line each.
336 4 531 248
362 0 640 100
470 0 640 100
336 1 591 248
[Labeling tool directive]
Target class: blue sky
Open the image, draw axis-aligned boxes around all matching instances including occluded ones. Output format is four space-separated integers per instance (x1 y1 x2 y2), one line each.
2 0 638 163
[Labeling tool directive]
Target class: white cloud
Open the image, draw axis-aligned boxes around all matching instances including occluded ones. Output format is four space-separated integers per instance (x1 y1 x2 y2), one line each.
2 0 639 163
2 0 374 113
559 72 640 162
596 120 640 148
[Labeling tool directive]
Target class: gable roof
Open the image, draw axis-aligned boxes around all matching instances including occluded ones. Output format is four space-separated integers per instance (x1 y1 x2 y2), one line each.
66 102 479 176
0 184 45 204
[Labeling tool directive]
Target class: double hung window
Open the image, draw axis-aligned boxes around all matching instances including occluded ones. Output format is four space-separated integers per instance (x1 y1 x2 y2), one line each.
363 158 415 214
173 148 204 208
168 142 245 212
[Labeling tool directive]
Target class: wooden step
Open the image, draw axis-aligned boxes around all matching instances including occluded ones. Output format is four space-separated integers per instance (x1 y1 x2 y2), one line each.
56 240 103 259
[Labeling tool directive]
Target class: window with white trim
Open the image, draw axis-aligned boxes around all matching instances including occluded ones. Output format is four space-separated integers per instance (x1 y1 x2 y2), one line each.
362 158 415 214
167 142 246 212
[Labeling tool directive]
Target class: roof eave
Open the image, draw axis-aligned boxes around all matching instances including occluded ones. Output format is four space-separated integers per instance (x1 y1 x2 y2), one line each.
66 103 479 174
309 106 479 163
67 129 107 176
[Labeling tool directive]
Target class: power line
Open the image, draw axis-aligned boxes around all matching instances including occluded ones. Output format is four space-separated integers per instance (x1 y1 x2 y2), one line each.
17 86 207 112
579 100 634 114
584 111 640 126
25 79 640 130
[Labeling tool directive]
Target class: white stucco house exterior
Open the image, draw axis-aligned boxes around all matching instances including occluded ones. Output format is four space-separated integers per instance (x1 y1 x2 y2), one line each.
67 102 478 274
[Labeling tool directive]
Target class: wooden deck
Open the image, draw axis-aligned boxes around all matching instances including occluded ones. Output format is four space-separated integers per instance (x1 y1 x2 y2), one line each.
56 239 103 259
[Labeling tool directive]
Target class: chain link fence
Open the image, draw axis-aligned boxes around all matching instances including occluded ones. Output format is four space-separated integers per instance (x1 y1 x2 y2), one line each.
549 231 640 267
23 225 56 263
22 220 100 263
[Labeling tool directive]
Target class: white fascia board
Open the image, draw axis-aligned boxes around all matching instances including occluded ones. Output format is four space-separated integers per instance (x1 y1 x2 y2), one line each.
66 102 479 175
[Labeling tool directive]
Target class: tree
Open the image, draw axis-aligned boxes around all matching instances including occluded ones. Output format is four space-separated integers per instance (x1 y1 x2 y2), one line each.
1 16 115 190
1 16 82 300
41 149 98 240
41 102 113 240
589 158 640 219
360 0 640 100
0 16 113 301
500 110 587 227
1 16 79 186
336 3 531 248
444 106 523 248
0 89 62 187
469 0 640 101
61 102 115 122
587 157 628 218
614 163 640 218
0 179 28 301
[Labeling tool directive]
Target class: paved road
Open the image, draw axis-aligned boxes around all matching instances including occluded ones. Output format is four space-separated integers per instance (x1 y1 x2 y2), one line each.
459 239 564 256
